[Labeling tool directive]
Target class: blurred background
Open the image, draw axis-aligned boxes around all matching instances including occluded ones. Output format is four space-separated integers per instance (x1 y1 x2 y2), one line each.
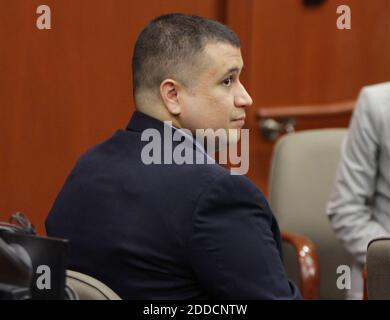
1 0 389 234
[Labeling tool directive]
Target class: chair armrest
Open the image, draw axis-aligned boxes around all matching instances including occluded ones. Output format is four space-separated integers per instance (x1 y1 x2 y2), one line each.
281 231 320 300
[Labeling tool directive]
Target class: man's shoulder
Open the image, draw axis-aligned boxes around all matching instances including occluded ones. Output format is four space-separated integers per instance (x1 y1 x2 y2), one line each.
210 170 262 192
196 170 268 209
359 82 390 113
362 81 390 96
74 129 138 165
67 129 259 200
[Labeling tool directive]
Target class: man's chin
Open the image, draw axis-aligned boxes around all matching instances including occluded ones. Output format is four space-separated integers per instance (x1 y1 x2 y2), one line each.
228 128 241 144
213 128 241 153
195 128 241 154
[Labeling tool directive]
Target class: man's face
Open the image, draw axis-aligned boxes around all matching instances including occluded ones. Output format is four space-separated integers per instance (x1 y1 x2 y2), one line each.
178 42 253 145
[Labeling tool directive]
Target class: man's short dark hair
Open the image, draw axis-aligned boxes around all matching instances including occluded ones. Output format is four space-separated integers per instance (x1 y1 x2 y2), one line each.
132 13 240 96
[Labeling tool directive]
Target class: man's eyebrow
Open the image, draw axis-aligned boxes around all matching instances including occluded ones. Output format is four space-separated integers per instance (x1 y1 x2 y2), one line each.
222 66 243 78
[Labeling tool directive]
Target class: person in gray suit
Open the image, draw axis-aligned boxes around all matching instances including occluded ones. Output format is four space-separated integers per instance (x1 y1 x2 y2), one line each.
327 82 390 299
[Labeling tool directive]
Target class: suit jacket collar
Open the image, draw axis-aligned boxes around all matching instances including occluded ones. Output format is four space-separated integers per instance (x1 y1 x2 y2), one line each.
125 111 213 162
126 111 166 133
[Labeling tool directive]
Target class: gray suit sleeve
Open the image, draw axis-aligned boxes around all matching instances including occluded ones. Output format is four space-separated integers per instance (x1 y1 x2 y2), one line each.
327 87 389 266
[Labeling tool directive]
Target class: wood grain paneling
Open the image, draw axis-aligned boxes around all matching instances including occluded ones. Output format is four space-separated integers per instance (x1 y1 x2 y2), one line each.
226 0 390 193
2 0 390 233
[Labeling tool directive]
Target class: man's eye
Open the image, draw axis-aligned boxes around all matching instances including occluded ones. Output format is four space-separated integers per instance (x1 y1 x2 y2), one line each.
222 76 232 86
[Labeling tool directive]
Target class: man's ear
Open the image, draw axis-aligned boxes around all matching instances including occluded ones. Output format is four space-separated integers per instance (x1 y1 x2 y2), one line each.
160 79 181 116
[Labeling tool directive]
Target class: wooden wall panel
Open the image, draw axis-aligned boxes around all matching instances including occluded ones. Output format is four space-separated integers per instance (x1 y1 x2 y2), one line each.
2 0 390 234
0 0 223 234
226 0 390 193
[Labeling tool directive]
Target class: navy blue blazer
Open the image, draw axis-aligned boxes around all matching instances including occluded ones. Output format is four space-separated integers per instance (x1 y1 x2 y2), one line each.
46 111 301 299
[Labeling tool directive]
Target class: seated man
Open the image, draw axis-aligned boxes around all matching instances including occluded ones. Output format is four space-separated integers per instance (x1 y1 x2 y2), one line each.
327 81 390 299
46 13 300 299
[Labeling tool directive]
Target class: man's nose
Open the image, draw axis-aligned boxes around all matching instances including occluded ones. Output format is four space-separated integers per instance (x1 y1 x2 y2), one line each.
235 82 253 108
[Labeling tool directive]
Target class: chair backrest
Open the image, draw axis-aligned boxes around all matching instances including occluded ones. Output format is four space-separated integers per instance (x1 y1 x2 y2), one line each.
367 238 390 300
269 128 352 299
66 270 121 300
